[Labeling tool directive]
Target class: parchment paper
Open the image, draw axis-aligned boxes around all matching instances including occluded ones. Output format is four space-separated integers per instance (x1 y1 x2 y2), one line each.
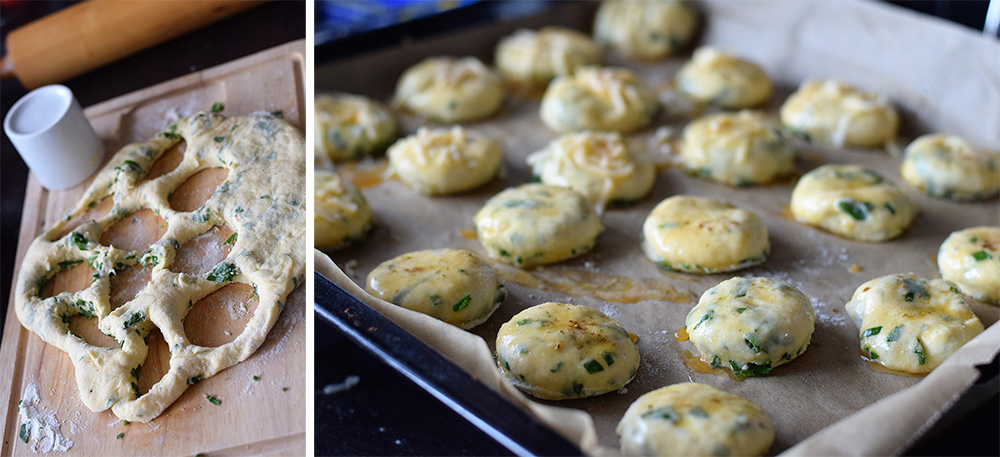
316 1 1000 454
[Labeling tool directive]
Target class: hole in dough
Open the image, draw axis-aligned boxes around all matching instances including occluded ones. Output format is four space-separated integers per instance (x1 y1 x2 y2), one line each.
69 316 119 348
169 168 229 213
137 327 171 395
184 283 258 347
56 195 114 240
110 265 152 310
99 208 168 253
171 225 235 276
142 140 186 182
40 262 95 299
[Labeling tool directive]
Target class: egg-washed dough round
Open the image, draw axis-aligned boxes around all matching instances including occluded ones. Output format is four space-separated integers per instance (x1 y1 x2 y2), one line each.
780 80 899 148
393 56 505 123
526 131 655 210
314 93 397 163
540 66 659 134
387 126 503 195
365 249 506 329
641 196 769 274
474 184 602 267
675 47 773 109
846 274 984 373
15 112 305 422
901 134 1000 201
686 277 815 377
593 0 697 60
617 382 774 457
938 227 1000 305
680 111 793 186
790 164 916 242
495 27 601 88
496 301 639 400
314 170 373 250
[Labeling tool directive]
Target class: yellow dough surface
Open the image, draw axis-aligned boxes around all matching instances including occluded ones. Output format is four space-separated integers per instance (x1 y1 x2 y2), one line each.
901 134 1000 201
780 80 899 148
496 302 639 400
314 93 397 163
526 131 655 210
790 164 916 242
675 47 773 109
540 66 659 134
685 277 815 377
846 274 984 373
474 184 602 267
366 249 506 329
938 227 1000 305
15 113 305 422
641 196 769 274
393 56 505 122
593 0 697 60
314 170 373 250
617 383 774 457
680 111 793 186
387 126 503 195
495 27 600 88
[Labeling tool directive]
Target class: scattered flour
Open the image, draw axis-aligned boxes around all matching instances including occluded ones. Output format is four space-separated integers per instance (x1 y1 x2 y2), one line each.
322 375 361 395
16 384 74 452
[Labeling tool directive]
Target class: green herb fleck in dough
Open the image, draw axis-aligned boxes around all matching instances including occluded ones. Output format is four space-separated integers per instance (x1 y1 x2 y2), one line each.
642 406 679 423
736 307 748 314
972 250 992 261
206 395 221 405
452 294 471 312
516 318 532 326
58 259 82 270
862 326 882 339
188 374 203 385
70 232 90 250
689 406 708 418
429 295 443 307
19 423 29 443
124 420 130 425
744 332 762 353
902 278 930 302
583 359 604 374
915 341 926 365
886 325 903 342
131 364 142 379
711 355 722 368
730 361 772 378
123 311 144 329
865 346 879 360
225 233 238 245
214 136 228 143
692 310 714 330
270 110 283 118
571 381 584 396
838 199 873 221
211 102 224 113
163 125 180 140
207 263 237 282
602 352 615 366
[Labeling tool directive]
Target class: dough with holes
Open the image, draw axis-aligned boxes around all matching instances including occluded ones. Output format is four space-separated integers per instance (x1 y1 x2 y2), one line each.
495 27 601 88
780 80 899 148
901 134 1000 201
15 112 305 422
314 170 373 249
393 56 505 122
314 93 397 163
680 111 793 186
676 47 773 109
387 126 503 195
938 227 1000 305
593 0 697 60
540 66 659 134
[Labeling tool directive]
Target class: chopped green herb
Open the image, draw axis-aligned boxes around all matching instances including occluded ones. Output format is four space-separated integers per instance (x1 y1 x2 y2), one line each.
516 318 532 326
123 311 144 329
886 325 903 342
451 294 471 312
252 375 260 381
744 332 762 353
270 110 283 118
116 432 124 440
861 326 882 339
58 259 83 270
602 352 615 366
730 361 772 378
207 263 237 282
902 277 930 302
124 420 130 425
642 406 679 423
884 202 896 215
711 355 722 369
70 232 90 250
131 382 140 398
865 346 879 360
692 310 714 330
689 406 709 418
211 102 224 113
222 232 238 246
131 364 142 379
838 199 873 221
915 342 926 365
583 359 604 374
972 250 992 261
214 136 228 143
188 374 203 385
19 423 29 443
282 387 288 392
571 381 584 396
736 307 748 314
206 395 221 405
163 125 180 140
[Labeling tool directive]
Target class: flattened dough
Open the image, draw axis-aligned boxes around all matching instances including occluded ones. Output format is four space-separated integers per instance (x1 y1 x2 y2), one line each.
676 47 773 109
540 66 659 134
387 126 503 195
901 134 1000 201
314 170 373 249
496 301 639 400
366 249 506 329
680 111 793 186
594 0 697 60
846 274 984 373
314 93 397 162
495 27 601 87
938 227 1000 305
393 56 505 122
790 164 916 242
641 196 769 274
780 80 899 148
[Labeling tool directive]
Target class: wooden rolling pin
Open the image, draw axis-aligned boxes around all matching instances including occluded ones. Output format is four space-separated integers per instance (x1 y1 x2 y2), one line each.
0 0 267 89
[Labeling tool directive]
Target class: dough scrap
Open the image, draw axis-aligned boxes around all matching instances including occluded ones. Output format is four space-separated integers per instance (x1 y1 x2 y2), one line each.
314 170 373 249
780 80 899 148
393 56 505 122
676 47 773 109
938 226 1000 305
593 0 697 60
314 93 397 163
540 66 659 134
901 134 1000 201
680 110 793 186
387 126 503 195
495 27 600 88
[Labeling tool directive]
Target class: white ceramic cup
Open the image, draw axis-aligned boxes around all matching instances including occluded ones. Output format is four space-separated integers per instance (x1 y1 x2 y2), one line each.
4 84 105 190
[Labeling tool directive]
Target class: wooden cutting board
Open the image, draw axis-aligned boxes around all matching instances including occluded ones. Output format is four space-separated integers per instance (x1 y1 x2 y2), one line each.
0 40 306 456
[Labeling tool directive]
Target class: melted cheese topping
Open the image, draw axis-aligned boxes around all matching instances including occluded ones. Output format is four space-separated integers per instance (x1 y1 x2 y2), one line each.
938 226 1000 304
393 56 505 122
526 131 654 211
474 184 602 267
387 126 503 195
593 0 697 60
314 170 373 249
901 134 1000 201
680 111 793 186
366 249 506 329
495 27 601 87
790 164 916 242
617 383 774 457
314 93 397 163
641 196 769 274
540 66 659 134
676 47 774 109
496 302 639 400
780 80 899 148
15 113 304 422
846 274 984 373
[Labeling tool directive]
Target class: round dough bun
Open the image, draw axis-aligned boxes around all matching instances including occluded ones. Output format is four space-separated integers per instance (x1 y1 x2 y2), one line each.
675 47 773 109
790 164 916 242
314 93 397 163
540 66 659 134
780 80 899 148
680 110 793 186
475 184 602 267
527 131 655 210
387 126 503 195
901 134 1000 201
393 56 505 122
686 277 815 377
365 249 506 329
938 226 1000 305
617 383 774 457
593 0 697 60
495 27 601 88
846 274 984 373
496 301 639 400
314 170 373 249
642 196 769 274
